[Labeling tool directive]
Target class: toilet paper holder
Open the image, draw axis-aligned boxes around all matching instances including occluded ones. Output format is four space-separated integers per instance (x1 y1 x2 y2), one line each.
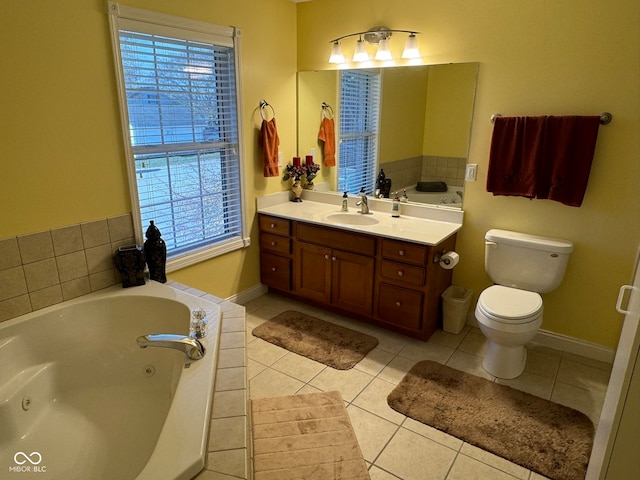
433 250 457 265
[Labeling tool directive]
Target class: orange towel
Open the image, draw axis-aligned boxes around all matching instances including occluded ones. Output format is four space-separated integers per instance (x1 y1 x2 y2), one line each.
318 117 336 167
260 118 279 177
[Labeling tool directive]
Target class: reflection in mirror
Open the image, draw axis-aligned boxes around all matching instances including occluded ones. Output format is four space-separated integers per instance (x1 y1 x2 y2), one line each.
297 63 478 209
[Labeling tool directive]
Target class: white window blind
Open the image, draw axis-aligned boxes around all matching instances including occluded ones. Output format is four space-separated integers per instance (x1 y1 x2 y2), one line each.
338 70 381 195
109 4 247 269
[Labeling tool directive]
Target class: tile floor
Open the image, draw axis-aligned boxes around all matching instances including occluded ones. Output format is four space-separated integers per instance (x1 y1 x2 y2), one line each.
243 292 612 480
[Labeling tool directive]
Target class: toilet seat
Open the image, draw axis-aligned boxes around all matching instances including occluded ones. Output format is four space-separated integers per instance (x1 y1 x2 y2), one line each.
477 285 543 324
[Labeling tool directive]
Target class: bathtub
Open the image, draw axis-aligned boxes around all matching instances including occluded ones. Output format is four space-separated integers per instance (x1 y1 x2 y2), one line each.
401 185 463 208
0 282 220 480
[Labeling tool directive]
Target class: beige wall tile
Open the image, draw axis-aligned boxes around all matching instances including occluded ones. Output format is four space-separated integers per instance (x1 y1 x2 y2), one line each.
107 214 134 242
23 258 59 292
0 237 21 270
51 224 84 256
81 220 109 248
61 277 91 301
86 244 113 274
0 295 31 322
56 251 89 282
30 285 63 310
89 269 116 291
17 231 54 263
0 266 28 301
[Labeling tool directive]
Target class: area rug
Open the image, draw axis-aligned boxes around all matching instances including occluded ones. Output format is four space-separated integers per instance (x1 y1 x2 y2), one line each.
252 310 378 370
387 361 594 480
251 390 370 480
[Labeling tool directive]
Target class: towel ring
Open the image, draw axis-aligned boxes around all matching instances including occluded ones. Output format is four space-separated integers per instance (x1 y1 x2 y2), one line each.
260 100 275 121
322 102 334 119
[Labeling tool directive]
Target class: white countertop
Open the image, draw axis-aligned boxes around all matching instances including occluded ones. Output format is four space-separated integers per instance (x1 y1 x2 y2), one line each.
257 190 463 246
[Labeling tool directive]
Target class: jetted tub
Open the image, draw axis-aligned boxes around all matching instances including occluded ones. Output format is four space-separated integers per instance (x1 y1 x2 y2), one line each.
401 185 463 208
0 282 220 480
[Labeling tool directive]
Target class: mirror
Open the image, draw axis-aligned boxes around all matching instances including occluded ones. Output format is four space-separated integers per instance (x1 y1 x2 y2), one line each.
297 62 478 209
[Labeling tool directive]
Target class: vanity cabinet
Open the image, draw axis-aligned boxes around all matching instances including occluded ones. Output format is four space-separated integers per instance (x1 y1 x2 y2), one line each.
258 215 293 291
258 213 456 341
375 236 456 339
295 223 375 316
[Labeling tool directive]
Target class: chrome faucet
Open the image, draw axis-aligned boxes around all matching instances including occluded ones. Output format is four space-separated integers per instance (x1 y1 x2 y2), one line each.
356 188 371 214
136 334 205 362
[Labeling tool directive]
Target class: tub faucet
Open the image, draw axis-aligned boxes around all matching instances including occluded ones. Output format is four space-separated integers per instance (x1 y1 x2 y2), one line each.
136 334 205 363
356 188 371 214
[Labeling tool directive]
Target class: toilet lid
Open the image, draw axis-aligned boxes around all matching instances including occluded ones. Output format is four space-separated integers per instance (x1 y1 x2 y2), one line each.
478 285 543 323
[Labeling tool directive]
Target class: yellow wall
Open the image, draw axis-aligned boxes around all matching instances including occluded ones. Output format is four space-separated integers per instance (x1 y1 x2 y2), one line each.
0 0 298 299
423 63 478 158
379 67 428 163
297 0 640 348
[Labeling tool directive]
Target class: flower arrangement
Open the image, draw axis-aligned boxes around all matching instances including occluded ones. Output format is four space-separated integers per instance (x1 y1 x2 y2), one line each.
282 163 306 182
305 162 320 183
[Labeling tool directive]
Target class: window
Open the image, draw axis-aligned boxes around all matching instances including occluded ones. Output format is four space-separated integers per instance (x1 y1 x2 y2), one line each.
338 69 381 195
108 3 247 271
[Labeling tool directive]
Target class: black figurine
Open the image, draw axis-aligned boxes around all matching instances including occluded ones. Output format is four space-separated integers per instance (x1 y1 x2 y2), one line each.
144 221 167 283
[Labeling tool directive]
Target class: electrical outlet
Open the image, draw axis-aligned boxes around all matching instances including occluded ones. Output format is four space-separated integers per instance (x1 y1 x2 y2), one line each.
465 163 478 181
278 151 283 167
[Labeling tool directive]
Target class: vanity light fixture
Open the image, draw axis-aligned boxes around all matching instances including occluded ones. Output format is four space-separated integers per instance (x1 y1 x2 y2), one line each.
328 27 421 64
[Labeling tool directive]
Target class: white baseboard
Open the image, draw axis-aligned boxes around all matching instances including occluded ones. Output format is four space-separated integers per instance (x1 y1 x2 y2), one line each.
226 283 268 305
532 329 615 364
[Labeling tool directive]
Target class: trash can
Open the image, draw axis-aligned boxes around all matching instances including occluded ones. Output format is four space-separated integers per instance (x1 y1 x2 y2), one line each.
441 285 473 334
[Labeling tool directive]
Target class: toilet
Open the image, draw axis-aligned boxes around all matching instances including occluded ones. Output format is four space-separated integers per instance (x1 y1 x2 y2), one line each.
475 229 573 379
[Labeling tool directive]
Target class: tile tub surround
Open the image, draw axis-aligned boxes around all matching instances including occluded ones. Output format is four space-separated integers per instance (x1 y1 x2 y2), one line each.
245 292 612 480
0 213 135 322
167 281 252 480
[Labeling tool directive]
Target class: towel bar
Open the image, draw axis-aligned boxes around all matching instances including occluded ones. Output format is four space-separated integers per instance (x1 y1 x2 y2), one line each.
260 100 275 121
490 112 612 125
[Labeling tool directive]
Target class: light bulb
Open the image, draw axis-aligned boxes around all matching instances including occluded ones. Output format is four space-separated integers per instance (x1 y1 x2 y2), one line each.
329 41 345 64
402 33 420 59
352 37 369 62
374 37 392 61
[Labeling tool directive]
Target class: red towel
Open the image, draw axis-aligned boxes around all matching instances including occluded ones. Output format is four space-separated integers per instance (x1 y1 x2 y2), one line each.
318 117 336 167
537 116 601 207
260 118 279 177
487 115 600 207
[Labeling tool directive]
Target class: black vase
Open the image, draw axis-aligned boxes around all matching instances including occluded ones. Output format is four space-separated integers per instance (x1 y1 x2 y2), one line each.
144 221 167 283
113 246 146 288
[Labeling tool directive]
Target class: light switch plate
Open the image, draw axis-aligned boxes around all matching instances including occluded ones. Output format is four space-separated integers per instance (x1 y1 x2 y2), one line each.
465 164 478 181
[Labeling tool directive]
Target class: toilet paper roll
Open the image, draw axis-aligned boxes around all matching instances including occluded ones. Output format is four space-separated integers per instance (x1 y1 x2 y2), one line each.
439 251 459 270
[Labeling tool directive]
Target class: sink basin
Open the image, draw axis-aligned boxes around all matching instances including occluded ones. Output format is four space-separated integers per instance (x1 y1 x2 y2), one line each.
325 213 379 226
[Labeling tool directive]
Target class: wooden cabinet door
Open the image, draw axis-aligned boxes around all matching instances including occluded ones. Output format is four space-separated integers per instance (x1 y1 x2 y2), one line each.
331 250 375 316
294 242 332 303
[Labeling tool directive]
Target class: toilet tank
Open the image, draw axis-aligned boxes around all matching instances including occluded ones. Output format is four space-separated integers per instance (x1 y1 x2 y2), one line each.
485 229 574 293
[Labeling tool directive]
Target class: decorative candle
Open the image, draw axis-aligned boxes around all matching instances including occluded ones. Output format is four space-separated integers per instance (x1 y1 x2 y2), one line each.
293 156 301 166
305 155 313 165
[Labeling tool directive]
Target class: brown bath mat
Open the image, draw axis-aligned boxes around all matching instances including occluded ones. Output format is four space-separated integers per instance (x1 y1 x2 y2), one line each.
252 310 378 370
252 391 370 480
387 361 594 480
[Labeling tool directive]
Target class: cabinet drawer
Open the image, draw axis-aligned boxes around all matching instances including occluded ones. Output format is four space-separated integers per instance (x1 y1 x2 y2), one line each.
260 252 291 291
380 260 425 287
377 283 423 331
296 222 375 256
260 232 291 255
259 215 291 237
381 239 428 265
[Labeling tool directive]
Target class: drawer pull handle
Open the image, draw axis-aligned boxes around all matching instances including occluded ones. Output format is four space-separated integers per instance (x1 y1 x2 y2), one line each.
270 241 276 246
271 267 277 272
324 254 330 260
395 301 402 307
332 256 337 262
397 270 404 277
270 223 276 228
398 250 405 256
